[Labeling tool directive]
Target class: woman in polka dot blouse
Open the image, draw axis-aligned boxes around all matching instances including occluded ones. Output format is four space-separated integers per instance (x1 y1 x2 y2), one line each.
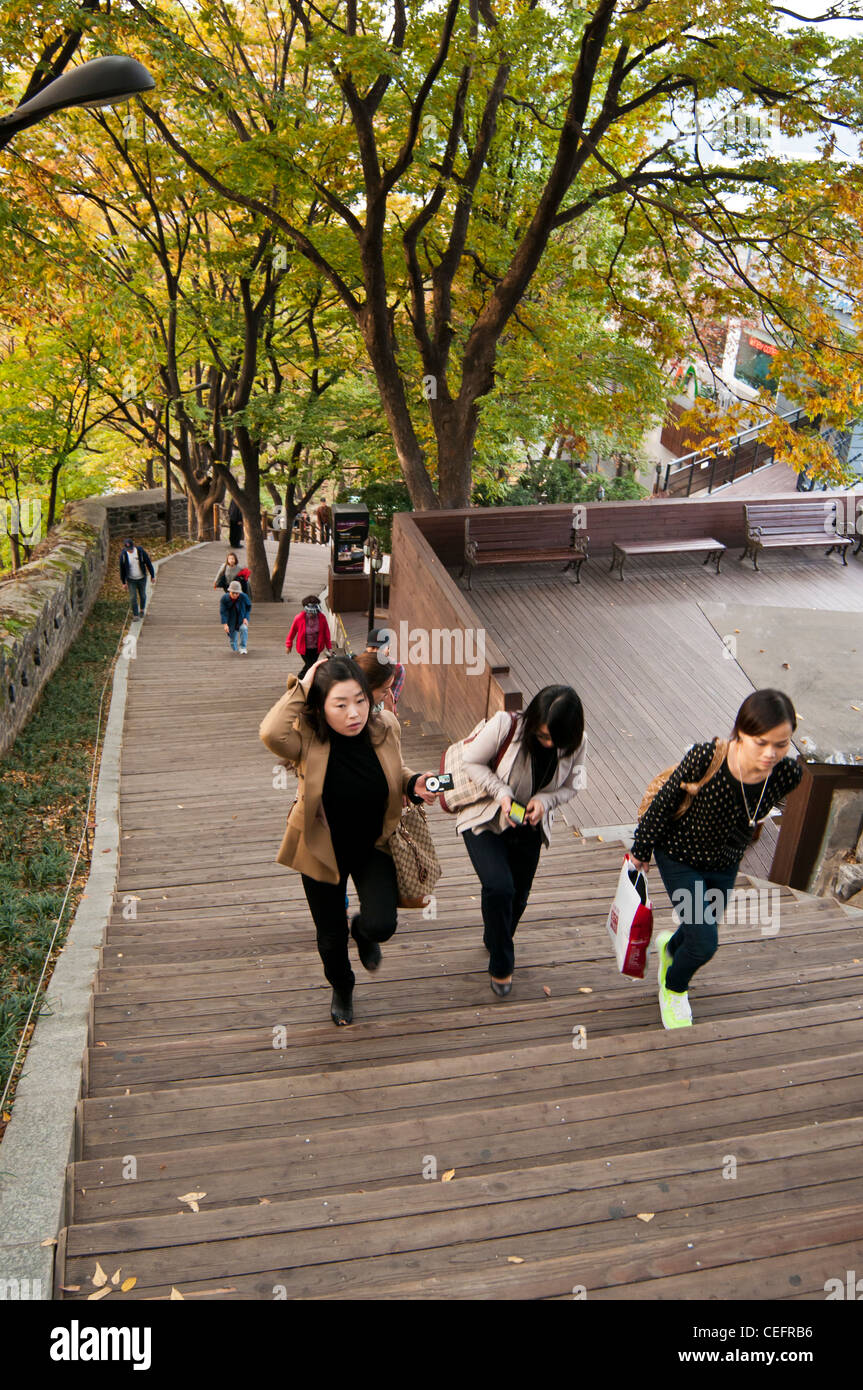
629 689 803 1030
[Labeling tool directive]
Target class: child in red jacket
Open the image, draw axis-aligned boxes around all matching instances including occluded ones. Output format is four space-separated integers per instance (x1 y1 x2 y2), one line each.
286 595 332 677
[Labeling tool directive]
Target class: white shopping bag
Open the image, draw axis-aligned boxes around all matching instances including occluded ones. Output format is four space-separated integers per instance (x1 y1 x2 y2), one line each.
606 854 654 978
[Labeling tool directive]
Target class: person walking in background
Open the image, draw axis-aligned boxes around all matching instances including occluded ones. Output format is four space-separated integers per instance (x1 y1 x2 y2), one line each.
316 501 332 544
228 498 243 548
457 686 587 998
629 688 803 1031
354 651 397 714
220 580 251 654
365 628 406 710
119 538 155 619
259 653 438 1026
286 594 332 677
213 552 249 594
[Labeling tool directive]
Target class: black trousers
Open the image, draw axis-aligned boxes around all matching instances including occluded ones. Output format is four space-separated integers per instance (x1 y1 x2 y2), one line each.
298 646 319 678
462 825 543 978
302 847 398 994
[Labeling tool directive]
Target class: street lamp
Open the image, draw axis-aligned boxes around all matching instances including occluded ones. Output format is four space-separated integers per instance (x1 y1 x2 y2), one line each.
364 535 383 632
0 55 156 150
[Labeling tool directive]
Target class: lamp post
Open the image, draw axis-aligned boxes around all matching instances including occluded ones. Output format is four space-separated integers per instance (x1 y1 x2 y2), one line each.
364 535 383 633
0 56 155 150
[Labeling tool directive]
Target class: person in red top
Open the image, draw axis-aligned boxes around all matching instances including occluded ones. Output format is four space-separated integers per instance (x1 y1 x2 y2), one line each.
287 594 332 677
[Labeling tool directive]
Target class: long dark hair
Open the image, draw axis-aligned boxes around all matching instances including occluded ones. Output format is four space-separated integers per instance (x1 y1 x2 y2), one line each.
520 685 584 757
354 650 394 695
732 689 797 740
303 655 384 742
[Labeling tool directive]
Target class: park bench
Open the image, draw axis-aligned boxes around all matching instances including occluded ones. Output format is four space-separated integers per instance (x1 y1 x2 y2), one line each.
608 537 726 581
741 501 852 571
460 512 589 591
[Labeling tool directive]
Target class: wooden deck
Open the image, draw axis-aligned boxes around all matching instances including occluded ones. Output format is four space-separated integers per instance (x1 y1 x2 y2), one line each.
462 546 863 876
55 541 863 1300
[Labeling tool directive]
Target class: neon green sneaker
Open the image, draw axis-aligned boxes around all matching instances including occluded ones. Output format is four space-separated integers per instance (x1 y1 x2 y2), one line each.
659 985 693 1029
656 930 675 991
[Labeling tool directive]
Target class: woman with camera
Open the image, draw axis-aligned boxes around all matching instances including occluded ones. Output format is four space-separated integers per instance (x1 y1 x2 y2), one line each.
259 653 438 1026
457 686 587 997
629 688 803 1030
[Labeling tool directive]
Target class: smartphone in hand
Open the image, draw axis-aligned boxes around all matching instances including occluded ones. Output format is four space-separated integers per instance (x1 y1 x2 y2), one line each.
508 800 526 824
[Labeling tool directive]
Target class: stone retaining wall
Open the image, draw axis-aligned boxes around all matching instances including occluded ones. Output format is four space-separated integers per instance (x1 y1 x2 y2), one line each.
0 488 187 757
95 487 189 539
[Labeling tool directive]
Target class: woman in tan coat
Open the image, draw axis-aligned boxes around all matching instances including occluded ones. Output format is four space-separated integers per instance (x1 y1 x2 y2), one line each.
260 653 437 1025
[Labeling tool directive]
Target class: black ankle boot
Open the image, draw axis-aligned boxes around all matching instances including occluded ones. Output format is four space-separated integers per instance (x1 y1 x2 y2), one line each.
351 914 382 971
330 988 354 1025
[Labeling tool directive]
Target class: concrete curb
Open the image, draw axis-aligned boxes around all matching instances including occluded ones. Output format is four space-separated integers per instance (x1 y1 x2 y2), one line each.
0 542 201 1301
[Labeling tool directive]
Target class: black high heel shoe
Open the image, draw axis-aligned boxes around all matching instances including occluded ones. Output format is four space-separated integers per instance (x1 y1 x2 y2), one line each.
330 988 354 1025
490 978 512 998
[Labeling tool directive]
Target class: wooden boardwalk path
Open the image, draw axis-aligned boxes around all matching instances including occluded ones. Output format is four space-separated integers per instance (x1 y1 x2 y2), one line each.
56 541 863 1299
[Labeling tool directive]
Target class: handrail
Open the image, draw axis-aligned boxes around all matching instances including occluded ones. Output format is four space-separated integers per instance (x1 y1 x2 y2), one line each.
663 405 805 474
658 405 808 495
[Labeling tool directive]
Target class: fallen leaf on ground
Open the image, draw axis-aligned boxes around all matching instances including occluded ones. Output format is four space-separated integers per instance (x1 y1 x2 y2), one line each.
636 1213 655 1223
542 985 552 997
95 1041 107 1047
59 1285 81 1292
40 1238 57 1247
88 1286 112 1301
506 1256 525 1264
578 987 593 994
177 1191 207 1213
2 1112 10 1122
121 1277 137 1292
681 1078 691 1088
92 1262 108 1288
441 1169 455 1182
111 1269 121 1285
782 662 790 669
170 1287 184 1300
159 1164 167 1171
258 1198 271 1205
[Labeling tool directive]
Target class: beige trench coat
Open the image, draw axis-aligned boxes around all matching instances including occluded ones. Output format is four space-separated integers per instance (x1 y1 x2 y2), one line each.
259 675 418 884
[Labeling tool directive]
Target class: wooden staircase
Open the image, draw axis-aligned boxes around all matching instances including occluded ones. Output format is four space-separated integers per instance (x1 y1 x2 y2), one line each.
56 686 863 1300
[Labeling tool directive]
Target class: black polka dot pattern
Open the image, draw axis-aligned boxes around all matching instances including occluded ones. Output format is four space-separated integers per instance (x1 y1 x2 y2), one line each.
631 741 804 871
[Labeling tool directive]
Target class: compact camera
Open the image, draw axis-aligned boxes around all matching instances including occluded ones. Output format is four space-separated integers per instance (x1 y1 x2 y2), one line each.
424 773 454 794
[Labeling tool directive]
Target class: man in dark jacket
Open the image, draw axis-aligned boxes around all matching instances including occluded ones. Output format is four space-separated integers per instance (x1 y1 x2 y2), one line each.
220 580 252 653
119 539 155 618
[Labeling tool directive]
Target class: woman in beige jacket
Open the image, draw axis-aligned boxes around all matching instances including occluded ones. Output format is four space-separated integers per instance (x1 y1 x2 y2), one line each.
260 653 437 1025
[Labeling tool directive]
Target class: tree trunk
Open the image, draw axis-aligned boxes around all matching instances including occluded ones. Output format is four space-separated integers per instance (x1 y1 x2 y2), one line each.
269 522 294 601
433 399 478 508
358 305 440 512
46 460 64 532
243 512 271 602
192 492 218 541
